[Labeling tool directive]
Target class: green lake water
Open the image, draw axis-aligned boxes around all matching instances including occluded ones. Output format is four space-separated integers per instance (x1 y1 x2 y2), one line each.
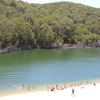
0 48 100 91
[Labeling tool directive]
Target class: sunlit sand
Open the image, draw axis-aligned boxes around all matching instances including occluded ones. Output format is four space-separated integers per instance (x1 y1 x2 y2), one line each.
0 82 100 100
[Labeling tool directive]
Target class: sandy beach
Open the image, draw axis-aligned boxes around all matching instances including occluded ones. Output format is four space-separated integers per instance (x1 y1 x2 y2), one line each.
0 81 100 100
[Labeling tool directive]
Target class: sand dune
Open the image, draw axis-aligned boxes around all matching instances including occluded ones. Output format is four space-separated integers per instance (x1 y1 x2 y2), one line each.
0 83 100 100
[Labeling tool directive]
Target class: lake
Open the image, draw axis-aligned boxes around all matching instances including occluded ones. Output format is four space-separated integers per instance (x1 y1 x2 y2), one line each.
0 48 100 91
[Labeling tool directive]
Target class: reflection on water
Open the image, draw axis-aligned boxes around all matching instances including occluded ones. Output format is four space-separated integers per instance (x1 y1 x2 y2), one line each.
0 48 100 91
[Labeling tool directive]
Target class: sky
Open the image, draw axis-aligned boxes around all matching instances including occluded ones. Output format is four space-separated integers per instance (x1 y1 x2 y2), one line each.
22 0 100 8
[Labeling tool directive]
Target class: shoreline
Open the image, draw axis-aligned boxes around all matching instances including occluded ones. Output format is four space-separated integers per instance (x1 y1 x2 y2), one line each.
0 44 99 54
0 78 100 96
1 79 100 100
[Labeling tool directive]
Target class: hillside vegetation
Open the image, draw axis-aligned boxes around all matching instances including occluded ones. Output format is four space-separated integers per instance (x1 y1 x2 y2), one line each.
0 0 100 50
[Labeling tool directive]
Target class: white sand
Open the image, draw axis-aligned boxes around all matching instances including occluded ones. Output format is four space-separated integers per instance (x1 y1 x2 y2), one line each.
0 83 100 100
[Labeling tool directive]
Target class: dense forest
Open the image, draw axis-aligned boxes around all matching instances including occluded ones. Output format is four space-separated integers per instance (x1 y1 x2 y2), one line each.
0 0 100 52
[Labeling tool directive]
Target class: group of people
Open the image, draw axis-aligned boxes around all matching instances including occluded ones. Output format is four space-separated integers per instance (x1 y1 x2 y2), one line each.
49 84 67 92
49 84 75 96
21 81 96 95
49 81 97 97
22 85 35 91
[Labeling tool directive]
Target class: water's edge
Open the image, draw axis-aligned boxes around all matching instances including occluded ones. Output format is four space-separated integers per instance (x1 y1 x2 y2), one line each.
0 78 100 96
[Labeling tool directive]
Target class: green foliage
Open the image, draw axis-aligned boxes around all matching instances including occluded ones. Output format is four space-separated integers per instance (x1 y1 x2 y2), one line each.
0 0 100 49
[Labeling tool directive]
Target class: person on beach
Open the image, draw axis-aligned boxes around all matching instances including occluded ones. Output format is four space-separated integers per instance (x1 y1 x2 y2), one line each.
93 83 96 86
56 84 59 90
72 88 75 96
51 87 55 91
28 85 30 91
22 84 25 90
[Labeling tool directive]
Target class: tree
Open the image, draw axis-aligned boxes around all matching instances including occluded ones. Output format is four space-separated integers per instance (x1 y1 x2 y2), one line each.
36 23 55 47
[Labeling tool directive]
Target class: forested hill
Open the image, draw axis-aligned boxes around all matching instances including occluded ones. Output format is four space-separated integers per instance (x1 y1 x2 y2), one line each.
0 0 100 51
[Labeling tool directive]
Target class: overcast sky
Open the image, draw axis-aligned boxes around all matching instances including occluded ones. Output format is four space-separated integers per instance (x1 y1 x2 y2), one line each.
22 0 100 8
